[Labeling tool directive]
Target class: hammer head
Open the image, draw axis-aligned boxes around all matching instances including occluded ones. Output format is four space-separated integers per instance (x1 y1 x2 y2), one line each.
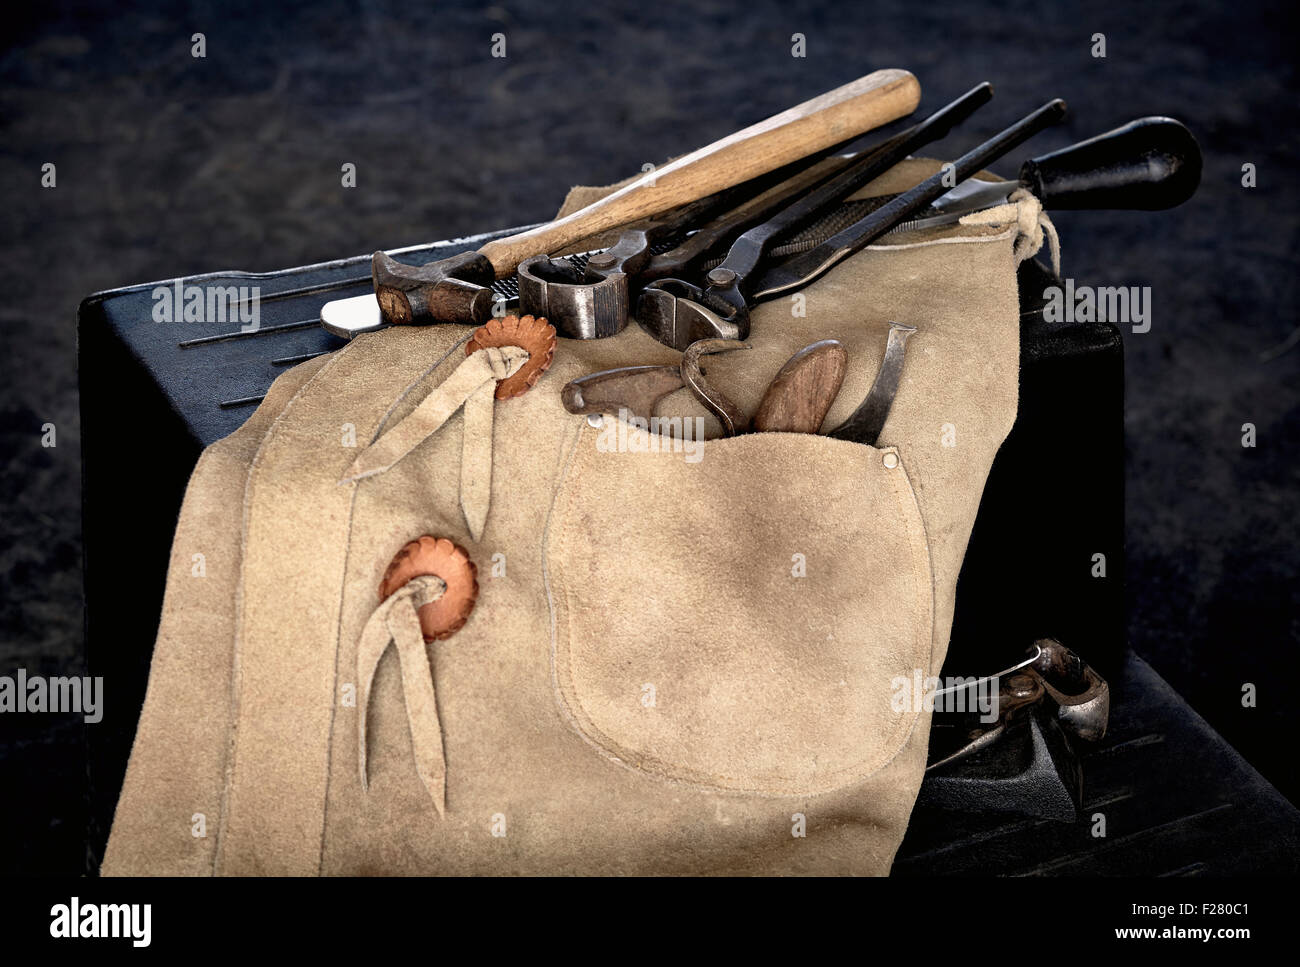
517 254 630 340
372 250 497 326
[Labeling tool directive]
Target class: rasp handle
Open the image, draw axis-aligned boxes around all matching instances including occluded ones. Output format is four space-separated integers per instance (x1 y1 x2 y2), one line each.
718 82 994 287
1019 116 1201 211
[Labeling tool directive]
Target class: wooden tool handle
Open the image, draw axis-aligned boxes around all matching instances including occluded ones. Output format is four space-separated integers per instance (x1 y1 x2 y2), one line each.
478 69 921 277
753 340 849 434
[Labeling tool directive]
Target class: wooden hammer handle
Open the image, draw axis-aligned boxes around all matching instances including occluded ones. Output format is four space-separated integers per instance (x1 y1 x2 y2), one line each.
477 68 921 277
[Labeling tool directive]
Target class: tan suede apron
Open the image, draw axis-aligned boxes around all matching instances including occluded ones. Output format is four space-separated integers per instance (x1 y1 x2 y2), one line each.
103 160 1055 875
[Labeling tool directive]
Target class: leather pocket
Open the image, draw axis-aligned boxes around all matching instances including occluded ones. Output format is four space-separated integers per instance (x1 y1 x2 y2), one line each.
543 421 934 797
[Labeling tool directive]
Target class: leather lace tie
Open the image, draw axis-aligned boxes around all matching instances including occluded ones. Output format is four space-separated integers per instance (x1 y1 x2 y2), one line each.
341 345 529 541
357 574 450 817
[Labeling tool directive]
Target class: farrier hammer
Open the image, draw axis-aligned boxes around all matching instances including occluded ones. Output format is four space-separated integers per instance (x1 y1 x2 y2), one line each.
323 69 921 335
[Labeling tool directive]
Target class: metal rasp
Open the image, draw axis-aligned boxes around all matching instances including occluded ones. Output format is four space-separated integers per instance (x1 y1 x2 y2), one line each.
749 98 1068 301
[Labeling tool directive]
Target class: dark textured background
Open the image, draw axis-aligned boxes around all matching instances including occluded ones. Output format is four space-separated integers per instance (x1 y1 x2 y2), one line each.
0 0 1295 874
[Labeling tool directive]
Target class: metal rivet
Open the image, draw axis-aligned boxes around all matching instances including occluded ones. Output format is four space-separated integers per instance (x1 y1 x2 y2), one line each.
587 414 604 428
706 267 737 287
882 451 899 469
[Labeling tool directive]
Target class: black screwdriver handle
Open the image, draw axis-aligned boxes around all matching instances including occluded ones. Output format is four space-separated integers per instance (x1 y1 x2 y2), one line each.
1019 116 1201 211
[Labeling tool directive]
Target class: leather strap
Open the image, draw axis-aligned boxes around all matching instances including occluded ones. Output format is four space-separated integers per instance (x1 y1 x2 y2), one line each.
357 574 450 817
341 345 528 540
